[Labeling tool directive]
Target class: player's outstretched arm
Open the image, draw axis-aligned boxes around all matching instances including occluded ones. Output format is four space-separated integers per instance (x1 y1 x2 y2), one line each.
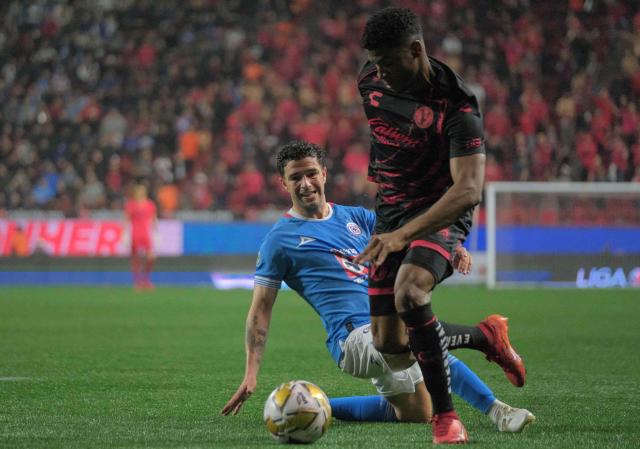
221 285 278 416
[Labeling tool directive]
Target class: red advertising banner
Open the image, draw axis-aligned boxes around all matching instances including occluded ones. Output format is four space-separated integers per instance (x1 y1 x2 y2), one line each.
0 220 124 256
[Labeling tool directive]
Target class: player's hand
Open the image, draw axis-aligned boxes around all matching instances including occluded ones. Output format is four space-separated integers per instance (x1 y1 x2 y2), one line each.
452 246 472 275
355 230 407 267
221 379 256 416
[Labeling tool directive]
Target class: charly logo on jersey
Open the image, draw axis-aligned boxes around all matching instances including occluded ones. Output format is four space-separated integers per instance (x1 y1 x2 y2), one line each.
297 236 316 248
346 222 362 236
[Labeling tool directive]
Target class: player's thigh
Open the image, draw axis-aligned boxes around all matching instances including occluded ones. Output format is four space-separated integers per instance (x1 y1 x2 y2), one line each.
394 263 435 311
394 226 464 310
369 250 407 353
385 381 432 423
366 316 415 371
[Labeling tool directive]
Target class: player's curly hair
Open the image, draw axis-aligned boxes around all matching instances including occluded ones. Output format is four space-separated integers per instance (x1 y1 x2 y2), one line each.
361 7 422 50
276 141 326 176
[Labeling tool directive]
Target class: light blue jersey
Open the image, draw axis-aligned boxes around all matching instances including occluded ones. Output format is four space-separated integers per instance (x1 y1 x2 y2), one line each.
255 203 375 363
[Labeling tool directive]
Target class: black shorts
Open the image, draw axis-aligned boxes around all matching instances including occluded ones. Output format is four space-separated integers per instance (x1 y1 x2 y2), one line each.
368 219 469 316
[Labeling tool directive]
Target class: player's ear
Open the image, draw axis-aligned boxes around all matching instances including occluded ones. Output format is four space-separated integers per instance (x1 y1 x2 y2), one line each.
410 40 423 58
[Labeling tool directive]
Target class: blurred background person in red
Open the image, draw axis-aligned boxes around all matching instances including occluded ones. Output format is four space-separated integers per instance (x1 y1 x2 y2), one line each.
124 184 157 289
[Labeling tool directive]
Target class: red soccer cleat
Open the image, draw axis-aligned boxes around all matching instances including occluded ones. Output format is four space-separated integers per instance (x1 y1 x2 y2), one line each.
478 314 526 387
432 411 468 444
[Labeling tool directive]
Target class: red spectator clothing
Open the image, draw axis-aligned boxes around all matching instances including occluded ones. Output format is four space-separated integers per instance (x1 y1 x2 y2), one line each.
485 106 511 140
296 119 331 146
485 157 504 182
518 110 537 135
137 43 157 68
590 110 610 145
610 139 629 173
576 133 598 171
342 146 369 174
237 169 265 197
593 93 616 125
620 106 639 136
125 199 156 241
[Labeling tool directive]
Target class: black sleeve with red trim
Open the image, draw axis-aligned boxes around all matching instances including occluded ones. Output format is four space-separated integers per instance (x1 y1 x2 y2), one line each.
445 100 485 158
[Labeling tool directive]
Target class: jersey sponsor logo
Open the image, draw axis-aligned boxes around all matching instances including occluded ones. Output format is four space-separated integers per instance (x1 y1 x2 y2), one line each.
368 118 420 148
332 249 368 284
297 236 316 248
414 106 434 129
346 222 362 236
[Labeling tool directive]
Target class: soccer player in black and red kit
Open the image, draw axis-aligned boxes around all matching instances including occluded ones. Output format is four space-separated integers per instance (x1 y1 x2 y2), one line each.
354 7 526 444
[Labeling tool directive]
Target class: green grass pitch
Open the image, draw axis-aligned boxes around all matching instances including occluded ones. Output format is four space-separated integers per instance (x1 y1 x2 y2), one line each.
1 286 639 448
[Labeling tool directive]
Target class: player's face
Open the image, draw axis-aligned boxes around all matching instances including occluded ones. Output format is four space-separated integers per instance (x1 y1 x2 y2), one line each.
281 157 328 218
368 41 423 93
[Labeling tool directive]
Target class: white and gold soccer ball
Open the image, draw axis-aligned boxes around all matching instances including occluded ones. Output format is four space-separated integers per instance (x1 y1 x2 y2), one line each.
263 380 332 444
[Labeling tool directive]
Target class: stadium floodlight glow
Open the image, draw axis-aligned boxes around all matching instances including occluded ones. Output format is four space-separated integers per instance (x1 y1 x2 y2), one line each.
485 182 640 289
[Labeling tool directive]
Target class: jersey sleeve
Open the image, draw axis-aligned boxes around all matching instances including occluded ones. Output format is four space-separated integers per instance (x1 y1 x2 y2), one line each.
254 232 289 290
445 100 486 158
361 208 376 235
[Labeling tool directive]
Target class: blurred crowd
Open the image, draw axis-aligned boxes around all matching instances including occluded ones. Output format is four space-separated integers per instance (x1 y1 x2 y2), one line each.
0 0 639 219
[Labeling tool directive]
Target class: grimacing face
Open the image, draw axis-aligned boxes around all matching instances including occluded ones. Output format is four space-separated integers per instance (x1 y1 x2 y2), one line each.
367 40 423 93
280 156 328 217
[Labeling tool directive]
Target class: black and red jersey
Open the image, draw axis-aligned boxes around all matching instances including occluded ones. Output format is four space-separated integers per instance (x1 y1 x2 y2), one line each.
358 56 485 231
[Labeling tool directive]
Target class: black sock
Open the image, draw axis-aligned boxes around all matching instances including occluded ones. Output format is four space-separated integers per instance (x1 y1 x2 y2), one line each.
399 304 453 414
440 322 488 350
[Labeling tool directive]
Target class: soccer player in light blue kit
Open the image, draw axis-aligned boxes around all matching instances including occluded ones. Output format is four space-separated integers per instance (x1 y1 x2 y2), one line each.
221 142 534 431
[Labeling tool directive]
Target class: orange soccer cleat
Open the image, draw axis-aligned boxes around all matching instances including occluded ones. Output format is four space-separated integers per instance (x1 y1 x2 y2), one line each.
478 314 526 387
432 411 468 444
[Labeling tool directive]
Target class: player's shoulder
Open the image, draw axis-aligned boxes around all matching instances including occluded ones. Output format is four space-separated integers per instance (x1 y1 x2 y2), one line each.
357 61 384 91
429 56 478 106
261 212 298 245
332 203 370 218
331 203 374 228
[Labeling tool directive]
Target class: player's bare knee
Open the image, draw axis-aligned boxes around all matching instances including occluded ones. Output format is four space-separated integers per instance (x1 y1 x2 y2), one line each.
394 283 432 312
394 268 435 312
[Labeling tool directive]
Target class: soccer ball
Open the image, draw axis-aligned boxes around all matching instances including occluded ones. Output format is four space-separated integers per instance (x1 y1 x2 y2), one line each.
263 380 332 444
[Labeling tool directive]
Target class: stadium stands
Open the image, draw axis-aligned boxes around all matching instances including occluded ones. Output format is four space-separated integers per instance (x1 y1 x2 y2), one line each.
0 0 638 219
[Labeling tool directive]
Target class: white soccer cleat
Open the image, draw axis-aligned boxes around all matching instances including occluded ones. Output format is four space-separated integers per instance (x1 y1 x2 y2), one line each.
490 401 535 433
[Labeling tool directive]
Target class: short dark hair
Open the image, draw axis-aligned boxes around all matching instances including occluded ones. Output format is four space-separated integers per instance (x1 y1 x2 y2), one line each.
276 141 326 176
361 7 422 50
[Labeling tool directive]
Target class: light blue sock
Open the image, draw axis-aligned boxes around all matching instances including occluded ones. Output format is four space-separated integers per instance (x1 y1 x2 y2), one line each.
329 395 397 422
448 354 496 413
